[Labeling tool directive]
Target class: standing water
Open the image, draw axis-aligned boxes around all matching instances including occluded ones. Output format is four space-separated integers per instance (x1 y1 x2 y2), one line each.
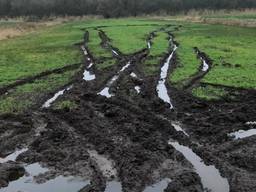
83 69 96 81
112 49 119 56
42 85 73 108
156 45 178 109
143 178 171 192
169 141 229 192
105 181 122 192
201 58 209 72
0 148 28 163
147 41 151 49
228 129 256 140
83 61 96 81
134 86 141 94
81 46 88 56
0 163 89 192
171 122 189 137
98 62 131 98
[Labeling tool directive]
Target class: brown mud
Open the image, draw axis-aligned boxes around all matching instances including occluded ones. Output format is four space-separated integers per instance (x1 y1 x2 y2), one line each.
0 28 256 192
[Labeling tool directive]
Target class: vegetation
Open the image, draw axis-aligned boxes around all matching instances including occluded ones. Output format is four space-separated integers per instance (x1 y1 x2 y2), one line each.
192 85 228 100
87 28 112 58
0 23 82 86
172 22 256 89
0 15 255 114
53 100 78 110
103 25 161 54
143 31 170 75
0 69 78 114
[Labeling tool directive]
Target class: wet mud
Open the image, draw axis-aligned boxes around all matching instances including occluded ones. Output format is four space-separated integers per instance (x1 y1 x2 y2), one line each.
0 27 256 192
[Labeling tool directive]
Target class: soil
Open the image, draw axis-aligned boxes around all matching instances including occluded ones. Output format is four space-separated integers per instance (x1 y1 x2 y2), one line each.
0 29 256 192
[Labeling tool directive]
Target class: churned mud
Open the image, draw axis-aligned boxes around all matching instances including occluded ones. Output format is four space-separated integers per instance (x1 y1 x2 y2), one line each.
0 27 256 192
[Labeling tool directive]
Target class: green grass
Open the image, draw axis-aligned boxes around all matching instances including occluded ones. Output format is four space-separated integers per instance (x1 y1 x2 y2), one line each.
1 17 256 106
172 22 256 89
0 23 82 87
150 32 169 56
87 28 112 58
86 28 116 70
192 85 228 100
97 58 117 70
170 42 199 84
143 32 170 75
0 69 78 114
53 100 78 110
103 25 162 54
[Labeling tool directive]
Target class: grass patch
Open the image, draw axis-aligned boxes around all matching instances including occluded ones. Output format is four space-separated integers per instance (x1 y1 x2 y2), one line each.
150 32 169 56
172 22 256 89
0 69 78 114
103 25 162 54
97 58 116 70
53 100 78 110
0 23 83 87
192 85 227 100
170 43 199 85
87 28 112 58
143 32 170 75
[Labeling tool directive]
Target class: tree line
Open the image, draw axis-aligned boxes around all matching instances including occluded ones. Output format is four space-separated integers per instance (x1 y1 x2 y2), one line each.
0 0 256 18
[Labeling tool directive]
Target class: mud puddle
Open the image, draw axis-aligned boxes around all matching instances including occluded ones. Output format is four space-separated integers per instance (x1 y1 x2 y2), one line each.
0 148 28 163
81 46 88 56
228 129 256 140
105 181 122 192
112 49 119 56
201 59 209 72
83 69 96 81
143 178 171 192
83 60 95 81
147 42 151 49
195 49 210 72
246 121 256 125
130 72 141 93
156 44 177 109
42 85 73 108
169 141 229 192
98 62 131 98
171 122 189 137
88 150 117 178
134 86 141 93
0 163 89 192
81 46 95 81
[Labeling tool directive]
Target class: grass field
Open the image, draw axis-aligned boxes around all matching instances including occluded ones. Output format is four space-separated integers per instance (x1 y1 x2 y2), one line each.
0 16 255 113
172 23 256 88
0 23 82 87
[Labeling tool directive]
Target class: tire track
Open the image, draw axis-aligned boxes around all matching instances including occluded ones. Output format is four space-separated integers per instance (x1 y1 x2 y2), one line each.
183 48 212 90
0 63 81 96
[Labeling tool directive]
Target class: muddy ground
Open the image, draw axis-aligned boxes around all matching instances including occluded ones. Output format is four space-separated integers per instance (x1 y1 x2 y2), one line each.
0 28 256 192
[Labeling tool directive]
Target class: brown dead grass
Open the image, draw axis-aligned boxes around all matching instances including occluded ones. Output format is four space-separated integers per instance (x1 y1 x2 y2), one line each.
163 9 256 28
0 21 62 40
0 15 101 40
